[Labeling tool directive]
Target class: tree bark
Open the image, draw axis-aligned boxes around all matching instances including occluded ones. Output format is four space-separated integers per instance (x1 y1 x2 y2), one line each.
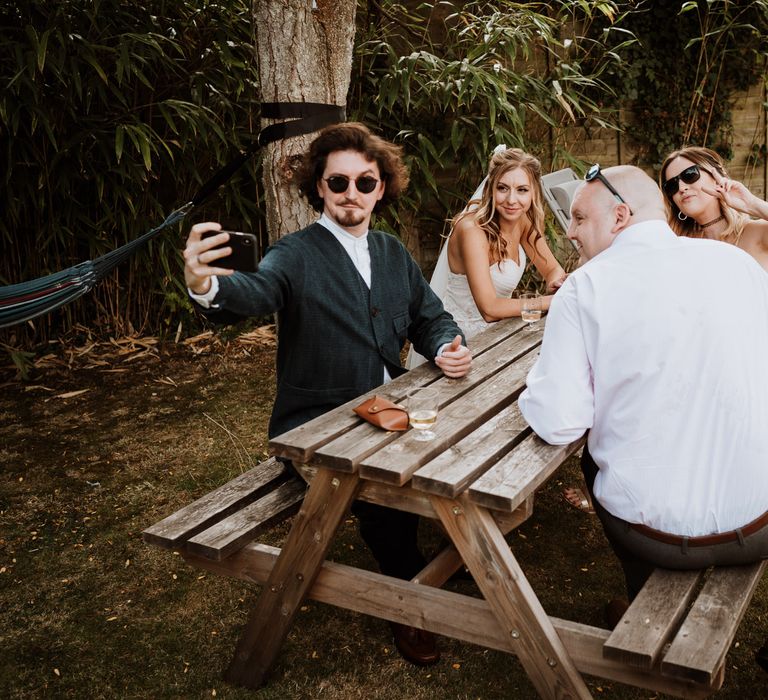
254 0 357 241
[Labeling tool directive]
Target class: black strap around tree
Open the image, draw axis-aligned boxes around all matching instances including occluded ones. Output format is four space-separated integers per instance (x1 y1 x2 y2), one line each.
191 102 345 206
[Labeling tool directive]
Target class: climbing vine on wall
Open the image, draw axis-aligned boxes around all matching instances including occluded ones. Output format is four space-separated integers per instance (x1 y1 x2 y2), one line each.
600 0 767 168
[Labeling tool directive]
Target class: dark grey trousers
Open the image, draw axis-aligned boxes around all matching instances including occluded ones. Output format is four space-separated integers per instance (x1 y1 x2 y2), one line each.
581 446 768 600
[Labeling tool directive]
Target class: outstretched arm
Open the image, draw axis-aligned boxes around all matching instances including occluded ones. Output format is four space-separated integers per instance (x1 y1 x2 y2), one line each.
522 231 567 292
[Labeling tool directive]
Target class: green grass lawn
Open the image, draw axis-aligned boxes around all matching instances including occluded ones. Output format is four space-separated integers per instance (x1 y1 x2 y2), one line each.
2 341 766 699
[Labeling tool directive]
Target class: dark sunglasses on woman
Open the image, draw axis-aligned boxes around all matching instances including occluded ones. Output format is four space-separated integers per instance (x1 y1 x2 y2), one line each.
323 175 380 194
662 164 715 198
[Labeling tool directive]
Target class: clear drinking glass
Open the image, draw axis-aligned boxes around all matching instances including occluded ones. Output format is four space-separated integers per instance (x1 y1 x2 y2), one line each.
520 292 542 330
407 387 439 441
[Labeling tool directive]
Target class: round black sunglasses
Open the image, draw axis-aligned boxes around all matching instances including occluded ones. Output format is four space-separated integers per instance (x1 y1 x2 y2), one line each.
323 175 380 194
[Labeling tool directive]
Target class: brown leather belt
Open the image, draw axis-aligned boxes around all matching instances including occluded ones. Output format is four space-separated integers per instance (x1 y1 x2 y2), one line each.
629 508 768 547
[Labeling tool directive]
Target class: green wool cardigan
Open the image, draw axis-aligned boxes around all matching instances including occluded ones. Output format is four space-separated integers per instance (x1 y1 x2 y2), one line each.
198 223 463 437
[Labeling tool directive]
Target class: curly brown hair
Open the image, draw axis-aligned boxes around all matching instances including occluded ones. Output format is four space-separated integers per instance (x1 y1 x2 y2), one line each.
453 148 546 265
297 122 410 213
660 146 747 244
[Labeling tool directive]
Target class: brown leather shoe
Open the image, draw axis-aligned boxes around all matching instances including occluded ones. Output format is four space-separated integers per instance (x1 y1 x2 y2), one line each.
390 622 440 666
604 598 630 629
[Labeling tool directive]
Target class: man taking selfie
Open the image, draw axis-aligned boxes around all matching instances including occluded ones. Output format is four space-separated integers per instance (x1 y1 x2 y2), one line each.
182 122 471 665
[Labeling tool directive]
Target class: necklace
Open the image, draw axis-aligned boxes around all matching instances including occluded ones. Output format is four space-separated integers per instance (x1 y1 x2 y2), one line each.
700 215 725 229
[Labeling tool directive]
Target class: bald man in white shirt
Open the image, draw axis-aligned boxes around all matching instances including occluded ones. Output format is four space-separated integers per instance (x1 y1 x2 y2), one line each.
519 166 768 625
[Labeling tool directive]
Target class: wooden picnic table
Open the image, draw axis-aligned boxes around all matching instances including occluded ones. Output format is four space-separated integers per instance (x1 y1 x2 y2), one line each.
145 316 763 698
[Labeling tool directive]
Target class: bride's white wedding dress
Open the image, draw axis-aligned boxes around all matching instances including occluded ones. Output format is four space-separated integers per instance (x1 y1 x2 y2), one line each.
407 145 513 369
442 247 526 340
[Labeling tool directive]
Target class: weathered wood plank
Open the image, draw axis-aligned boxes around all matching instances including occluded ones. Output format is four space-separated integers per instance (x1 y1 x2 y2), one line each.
268 318 528 463
141 457 288 549
185 542 716 698
468 431 586 512
661 561 766 684
432 492 592 699
296 462 533 531
358 349 541 485
411 497 531 587
411 402 529 498
224 470 360 688
310 325 543 473
185 478 307 561
603 568 703 669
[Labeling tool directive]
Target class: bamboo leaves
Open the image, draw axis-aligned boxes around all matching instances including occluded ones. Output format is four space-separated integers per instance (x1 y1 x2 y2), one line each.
0 1 261 342
352 0 631 225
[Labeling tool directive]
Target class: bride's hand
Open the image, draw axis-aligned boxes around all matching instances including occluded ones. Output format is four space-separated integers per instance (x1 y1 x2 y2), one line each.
547 272 567 293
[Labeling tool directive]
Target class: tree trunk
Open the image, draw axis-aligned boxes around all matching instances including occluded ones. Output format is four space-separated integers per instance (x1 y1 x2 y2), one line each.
254 0 357 241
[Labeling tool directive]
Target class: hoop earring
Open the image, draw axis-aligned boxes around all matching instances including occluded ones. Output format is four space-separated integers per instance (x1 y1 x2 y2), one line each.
677 211 688 221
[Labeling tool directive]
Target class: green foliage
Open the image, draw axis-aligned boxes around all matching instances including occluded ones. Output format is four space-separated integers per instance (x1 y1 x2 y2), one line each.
351 1 636 231
1 345 36 380
0 0 262 343
596 0 768 168
3 0 766 349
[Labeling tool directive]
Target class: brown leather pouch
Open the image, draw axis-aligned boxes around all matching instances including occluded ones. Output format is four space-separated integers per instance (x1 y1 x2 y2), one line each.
353 395 409 431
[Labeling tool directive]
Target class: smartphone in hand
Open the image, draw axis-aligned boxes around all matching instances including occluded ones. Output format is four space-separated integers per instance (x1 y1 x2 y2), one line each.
201 230 258 272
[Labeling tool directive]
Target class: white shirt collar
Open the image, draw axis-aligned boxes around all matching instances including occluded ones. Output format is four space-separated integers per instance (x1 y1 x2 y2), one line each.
317 213 372 291
610 219 676 249
582 219 676 268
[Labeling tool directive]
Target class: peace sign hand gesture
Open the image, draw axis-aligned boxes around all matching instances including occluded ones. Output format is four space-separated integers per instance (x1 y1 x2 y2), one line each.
702 177 763 218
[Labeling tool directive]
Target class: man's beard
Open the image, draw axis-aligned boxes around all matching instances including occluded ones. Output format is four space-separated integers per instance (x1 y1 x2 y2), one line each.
335 205 366 228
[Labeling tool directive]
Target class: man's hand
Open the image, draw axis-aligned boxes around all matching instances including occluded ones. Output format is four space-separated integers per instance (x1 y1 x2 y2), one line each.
434 335 472 378
183 222 234 294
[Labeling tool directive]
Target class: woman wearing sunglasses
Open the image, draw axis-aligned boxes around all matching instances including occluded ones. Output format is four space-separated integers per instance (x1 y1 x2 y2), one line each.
660 146 768 270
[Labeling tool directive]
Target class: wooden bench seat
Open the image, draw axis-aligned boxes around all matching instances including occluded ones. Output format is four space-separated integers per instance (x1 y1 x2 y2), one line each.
142 457 306 561
604 561 766 689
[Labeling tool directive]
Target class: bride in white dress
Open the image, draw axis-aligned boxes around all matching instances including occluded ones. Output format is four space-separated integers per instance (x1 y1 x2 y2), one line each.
409 147 566 367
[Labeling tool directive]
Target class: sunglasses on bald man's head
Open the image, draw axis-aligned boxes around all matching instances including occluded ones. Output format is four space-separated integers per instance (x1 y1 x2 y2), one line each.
661 164 714 199
585 164 633 215
323 175 380 194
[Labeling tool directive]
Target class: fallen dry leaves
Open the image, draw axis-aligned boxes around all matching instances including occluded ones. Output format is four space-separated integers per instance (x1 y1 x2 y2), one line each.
2 324 277 377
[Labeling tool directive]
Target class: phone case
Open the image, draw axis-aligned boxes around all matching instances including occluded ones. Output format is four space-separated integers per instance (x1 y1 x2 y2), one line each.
201 230 258 272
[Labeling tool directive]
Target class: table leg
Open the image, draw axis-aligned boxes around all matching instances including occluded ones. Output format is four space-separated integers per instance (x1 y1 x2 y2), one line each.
432 494 593 699
224 469 360 688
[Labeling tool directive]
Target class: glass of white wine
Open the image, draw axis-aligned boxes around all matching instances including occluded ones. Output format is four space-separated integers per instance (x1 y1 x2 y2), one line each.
407 387 439 441
520 292 542 330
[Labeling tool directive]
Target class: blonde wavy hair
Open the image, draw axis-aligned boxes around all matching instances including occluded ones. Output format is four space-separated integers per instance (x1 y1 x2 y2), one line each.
660 146 747 245
453 148 546 265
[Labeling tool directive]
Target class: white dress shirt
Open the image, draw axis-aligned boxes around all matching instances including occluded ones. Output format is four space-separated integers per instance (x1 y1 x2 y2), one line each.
519 220 768 536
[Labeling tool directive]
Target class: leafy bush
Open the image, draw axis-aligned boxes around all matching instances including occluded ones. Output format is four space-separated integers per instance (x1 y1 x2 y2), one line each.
591 0 768 168
0 0 261 344
3 1 765 349
350 1 637 243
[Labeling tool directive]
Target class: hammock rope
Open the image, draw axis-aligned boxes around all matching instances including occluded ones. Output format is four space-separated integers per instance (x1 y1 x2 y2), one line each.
0 102 345 329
